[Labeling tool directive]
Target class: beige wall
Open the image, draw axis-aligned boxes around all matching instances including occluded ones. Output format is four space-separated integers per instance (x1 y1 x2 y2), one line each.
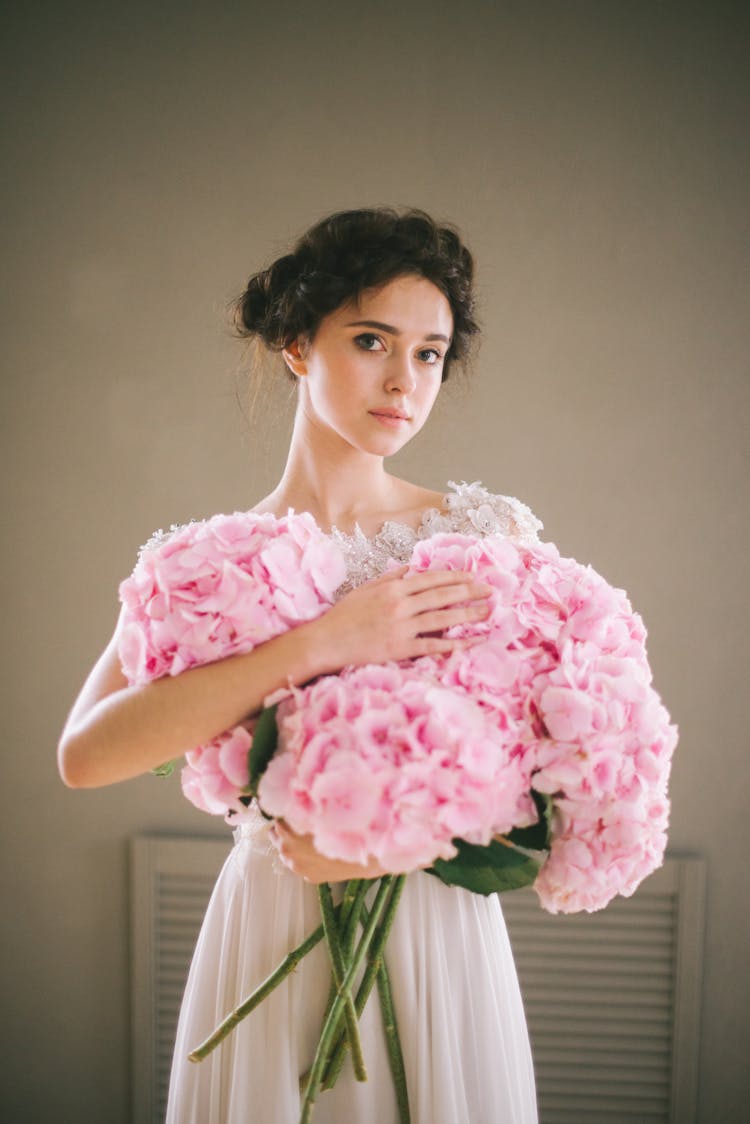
2 2 747 1120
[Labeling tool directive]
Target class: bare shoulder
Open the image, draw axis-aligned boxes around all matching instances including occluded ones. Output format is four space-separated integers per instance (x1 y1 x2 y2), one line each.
247 493 282 516
387 478 447 520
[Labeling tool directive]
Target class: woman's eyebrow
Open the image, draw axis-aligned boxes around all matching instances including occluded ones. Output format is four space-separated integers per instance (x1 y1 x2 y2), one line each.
345 318 451 344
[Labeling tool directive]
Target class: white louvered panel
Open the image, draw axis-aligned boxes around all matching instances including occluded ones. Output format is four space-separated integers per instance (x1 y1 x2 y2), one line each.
153 873 218 1120
131 836 231 1124
501 856 705 1124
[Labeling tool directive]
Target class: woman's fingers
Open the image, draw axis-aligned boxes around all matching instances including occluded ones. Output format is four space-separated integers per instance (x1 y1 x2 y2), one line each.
404 633 484 658
380 572 493 651
378 566 492 605
400 568 487 592
369 566 492 611
413 601 491 634
316 567 493 671
406 581 492 614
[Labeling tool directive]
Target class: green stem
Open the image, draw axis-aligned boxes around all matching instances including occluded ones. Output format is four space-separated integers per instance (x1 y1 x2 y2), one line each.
317 883 367 1082
188 920 326 1063
321 876 406 1096
338 879 360 933
299 876 394 1124
299 877 372 1094
342 878 370 956
375 915 410 1124
323 879 368 1015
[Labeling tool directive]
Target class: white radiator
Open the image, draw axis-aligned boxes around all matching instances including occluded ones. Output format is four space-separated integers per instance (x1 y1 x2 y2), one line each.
130 836 704 1124
130 835 232 1124
501 857 705 1123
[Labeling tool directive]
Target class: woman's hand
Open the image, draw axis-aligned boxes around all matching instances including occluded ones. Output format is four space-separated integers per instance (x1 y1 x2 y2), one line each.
309 566 492 676
269 820 391 883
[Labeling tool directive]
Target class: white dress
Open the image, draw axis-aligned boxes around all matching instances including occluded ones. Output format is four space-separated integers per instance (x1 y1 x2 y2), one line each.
165 481 542 1124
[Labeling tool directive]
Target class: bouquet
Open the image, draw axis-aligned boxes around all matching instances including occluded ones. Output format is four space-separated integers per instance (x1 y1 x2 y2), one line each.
119 511 677 1122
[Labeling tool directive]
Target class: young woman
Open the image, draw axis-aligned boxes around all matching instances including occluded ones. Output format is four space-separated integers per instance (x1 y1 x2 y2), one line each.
58 207 541 1122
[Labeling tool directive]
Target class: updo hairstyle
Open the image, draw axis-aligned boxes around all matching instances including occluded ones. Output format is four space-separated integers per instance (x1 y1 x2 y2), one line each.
233 207 479 383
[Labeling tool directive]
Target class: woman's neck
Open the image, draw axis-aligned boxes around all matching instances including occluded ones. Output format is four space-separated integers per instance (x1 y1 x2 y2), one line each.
252 413 431 535
261 464 400 537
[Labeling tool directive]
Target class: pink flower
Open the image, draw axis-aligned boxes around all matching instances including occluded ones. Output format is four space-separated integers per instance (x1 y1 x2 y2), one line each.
393 534 677 909
539 685 599 741
309 756 388 863
121 515 677 914
181 726 253 821
118 511 345 686
257 668 532 871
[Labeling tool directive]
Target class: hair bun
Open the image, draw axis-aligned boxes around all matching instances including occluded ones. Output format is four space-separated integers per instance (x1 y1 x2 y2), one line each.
235 253 302 347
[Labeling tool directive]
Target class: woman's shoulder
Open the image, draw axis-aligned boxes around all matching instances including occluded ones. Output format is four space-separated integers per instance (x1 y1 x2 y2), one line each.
420 480 543 545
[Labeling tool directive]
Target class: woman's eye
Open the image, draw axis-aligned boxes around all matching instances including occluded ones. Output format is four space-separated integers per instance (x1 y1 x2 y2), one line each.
418 348 443 365
354 333 384 352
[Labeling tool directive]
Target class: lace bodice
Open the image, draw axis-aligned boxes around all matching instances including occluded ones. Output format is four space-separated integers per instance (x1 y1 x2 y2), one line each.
139 480 543 596
327 480 542 595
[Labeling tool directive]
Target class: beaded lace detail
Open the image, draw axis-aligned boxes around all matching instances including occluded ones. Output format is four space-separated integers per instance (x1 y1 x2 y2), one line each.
138 480 543 595
328 480 543 596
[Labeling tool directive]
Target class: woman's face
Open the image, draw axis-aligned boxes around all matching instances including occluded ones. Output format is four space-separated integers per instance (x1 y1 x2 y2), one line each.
283 274 453 456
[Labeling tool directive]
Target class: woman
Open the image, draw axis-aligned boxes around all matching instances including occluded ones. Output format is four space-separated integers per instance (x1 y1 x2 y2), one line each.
58 207 541 1122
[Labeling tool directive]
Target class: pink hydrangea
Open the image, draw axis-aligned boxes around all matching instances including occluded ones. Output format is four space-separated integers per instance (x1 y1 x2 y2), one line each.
118 510 347 685
181 726 255 821
258 667 537 872
398 534 677 913
118 515 677 915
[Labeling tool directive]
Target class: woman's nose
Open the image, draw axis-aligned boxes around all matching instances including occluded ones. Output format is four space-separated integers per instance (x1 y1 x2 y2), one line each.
384 354 417 395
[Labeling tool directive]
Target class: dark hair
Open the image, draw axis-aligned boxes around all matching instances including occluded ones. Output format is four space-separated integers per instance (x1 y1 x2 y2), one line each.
233 206 479 382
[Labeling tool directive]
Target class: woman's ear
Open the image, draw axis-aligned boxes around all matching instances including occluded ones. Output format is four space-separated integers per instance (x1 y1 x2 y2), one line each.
282 338 308 378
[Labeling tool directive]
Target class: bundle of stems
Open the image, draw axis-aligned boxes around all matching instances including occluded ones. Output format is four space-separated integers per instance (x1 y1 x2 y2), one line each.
188 873 410 1124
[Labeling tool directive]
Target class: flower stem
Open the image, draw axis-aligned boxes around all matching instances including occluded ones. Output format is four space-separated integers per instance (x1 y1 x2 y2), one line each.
493 832 525 851
342 879 371 956
338 878 360 933
299 872 375 1092
299 876 394 1124
188 920 326 1063
375 912 410 1124
317 883 367 1082
321 875 407 1105
299 877 371 1094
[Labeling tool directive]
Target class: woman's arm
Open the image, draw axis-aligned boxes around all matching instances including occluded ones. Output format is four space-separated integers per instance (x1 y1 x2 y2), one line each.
57 605 330 789
58 567 491 791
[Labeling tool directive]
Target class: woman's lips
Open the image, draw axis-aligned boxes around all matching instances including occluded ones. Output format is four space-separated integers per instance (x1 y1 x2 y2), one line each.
369 411 410 428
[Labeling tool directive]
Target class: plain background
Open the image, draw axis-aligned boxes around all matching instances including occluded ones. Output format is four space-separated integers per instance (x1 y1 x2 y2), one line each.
1 2 748 1121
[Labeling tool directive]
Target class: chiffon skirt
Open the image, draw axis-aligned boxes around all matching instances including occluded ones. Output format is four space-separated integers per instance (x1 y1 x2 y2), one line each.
166 816 538 1124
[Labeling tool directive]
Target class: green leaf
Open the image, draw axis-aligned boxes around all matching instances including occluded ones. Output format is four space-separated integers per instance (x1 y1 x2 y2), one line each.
427 836 544 896
506 789 554 851
247 704 279 795
151 759 179 778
